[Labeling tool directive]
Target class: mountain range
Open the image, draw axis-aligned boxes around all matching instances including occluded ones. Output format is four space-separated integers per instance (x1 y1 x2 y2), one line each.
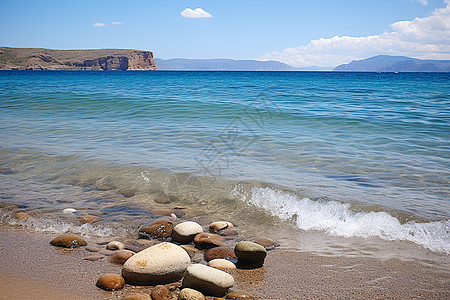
155 58 294 71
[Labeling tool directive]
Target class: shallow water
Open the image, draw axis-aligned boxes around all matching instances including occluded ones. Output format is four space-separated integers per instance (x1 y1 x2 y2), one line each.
0 71 448 262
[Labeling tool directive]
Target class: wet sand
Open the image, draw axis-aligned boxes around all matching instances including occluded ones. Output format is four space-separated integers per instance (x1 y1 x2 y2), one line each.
0 225 448 299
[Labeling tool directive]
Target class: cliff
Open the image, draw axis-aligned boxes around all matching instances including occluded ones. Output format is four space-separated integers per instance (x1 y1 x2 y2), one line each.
0 47 157 70
333 55 450 72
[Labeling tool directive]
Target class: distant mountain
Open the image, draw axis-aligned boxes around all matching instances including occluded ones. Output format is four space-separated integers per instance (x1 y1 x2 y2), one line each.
334 55 450 72
155 58 295 71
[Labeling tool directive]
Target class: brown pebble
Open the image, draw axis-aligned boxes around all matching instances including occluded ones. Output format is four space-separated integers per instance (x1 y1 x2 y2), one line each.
123 293 152 300
151 208 175 217
50 233 87 248
220 229 239 236
193 232 224 249
204 247 236 262
139 219 174 239
173 206 189 210
151 285 171 300
254 238 279 250
80 214 100 224
84 254 105 261
85 246 101 252
181 244 201 258
165 281 182 291
225 291 256 299
119 188 136 197
13 212 31 220
96 273 126 291
154 197 171 204
106 241 125 250
108 250 135 265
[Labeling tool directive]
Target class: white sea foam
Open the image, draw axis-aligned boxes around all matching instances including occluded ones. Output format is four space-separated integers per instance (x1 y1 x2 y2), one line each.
248 187 450 254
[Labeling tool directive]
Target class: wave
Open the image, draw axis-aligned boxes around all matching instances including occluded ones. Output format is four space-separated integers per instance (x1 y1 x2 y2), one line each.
248 187 450 254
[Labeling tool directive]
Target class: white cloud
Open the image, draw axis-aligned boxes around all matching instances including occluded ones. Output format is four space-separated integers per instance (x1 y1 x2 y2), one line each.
93 23 105 27
181 8 212 18
415 0 428 5
112 22 124 25
260 0 450 67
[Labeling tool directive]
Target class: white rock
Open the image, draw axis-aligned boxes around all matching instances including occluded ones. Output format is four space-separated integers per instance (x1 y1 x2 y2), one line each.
208 221 234 232
62 208 76 214
106 241 124 251
179 288 206 300
173 221 204 243
122 242 191 285
208 259 236 270
182 264 234 296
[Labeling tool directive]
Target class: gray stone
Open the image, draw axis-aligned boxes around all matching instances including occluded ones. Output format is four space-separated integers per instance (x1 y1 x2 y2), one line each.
173 221 203 243
182 264 234 296
234 241 267 265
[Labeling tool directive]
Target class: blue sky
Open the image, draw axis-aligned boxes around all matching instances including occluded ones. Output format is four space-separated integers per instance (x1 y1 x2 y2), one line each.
1 0 449 67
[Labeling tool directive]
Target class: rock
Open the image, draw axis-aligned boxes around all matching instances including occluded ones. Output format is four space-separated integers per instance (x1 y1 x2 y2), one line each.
179 288 206 300
84 254 105 261
166 281 182 291
181 244 201 259
225 291 256 299
182 264 234 296
138 219 174 239
254 238 279 250
234 241 267 265
13 212 31 220
96 273 126 291
119 188 136 198
173 206 189 210
109 250 135 265
208 259 236 271
50 233 87 248
106 241 125 250
123 293 152 300
151 285 171 300
204 247 236 262
62 208 76 214
154 197 171 204
152 208 176 217
193 233 224 249
173 221 204 243
85 246 101 252
209 221 234 233
122 242 191 285
80 214 100 224
220 229 239 236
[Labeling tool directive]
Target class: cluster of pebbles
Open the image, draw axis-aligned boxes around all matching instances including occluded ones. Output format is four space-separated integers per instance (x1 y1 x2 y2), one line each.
48 209 279 300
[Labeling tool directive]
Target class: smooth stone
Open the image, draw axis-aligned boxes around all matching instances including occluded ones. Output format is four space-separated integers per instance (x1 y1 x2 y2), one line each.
154 197 171 204
179 288 206 300
138 219 174 239
193 233 224 249
50 233 87 248
122 242 191 285
96 273 126 291
123 293 152 300
13 212 31 220
254 238 279 250
85 246 101 252
151 285 171 300
234 241 267 265
181 244 201 259
80 214 100 224
220 229 239 236
204 247 236 262
208 259 236 271
209 221 234 233
182 264 234 296
62 208 76 214
106 241 125 250
151 208 175 217
108 250 135 265
84 254 105 261
119 188 136 197
173 221 204 243
225 291 256 299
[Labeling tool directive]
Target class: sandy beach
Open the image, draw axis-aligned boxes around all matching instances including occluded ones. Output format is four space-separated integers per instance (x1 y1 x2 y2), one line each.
1 225 448 300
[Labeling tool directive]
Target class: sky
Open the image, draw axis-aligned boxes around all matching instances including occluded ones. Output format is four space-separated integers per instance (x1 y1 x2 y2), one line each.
1 0 449 67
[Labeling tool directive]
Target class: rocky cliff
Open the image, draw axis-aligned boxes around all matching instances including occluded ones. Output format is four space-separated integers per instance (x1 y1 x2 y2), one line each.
0 47 157 70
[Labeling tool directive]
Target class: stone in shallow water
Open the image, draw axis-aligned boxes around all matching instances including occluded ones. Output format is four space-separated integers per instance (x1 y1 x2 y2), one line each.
80 214 100 224
209 221 234 233
254 238 279 250
154 197 171 204
13 212 31 220
139 219 174 239
173 221 204 243
225 291 256 299
204 247 236 262
234 241 267 265
179 287 206 300
50 233 87 248
122 242 191 285
96 273 126 291
108 250 135 265
151 285 172 300
84 254 105 261
106 241 125 250
182 264 234 296
62 208 76 214
193 233 224 249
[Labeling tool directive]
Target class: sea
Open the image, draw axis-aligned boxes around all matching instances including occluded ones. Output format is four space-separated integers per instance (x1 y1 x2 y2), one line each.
0 71 448 265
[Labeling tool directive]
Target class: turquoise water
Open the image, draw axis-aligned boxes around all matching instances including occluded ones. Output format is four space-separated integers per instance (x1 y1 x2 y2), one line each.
0 71 449 254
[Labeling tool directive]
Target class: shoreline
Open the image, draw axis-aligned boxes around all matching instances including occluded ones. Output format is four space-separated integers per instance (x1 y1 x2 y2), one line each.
1 225 448 299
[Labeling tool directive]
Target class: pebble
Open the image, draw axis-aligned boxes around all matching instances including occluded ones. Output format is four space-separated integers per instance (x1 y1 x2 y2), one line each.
138 219 174 239
108 250 135 264
209 221 234 233
234 241 267 265
182 264 235 296
62 208 76 214
151 208 175 217
13 212 31 220
106 241 125 250
220 229 239 236
151 285 172 300
225 291 256 299
84 254 105 261
173 221 204 243
154 197 171 204
122 242 191 285
193 233 224 249
204 247 236 262
181 244 201 259
80 214 100 224
123 293 152 300
85 246 101 252
96 273 126 291
208 259 236 271
179 288 206 300
119 188 136 197
254 238 279 250
50 233 87 248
